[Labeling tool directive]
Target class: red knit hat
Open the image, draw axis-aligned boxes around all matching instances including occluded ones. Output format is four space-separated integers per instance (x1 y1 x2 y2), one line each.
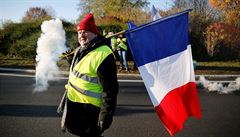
77 13 99 34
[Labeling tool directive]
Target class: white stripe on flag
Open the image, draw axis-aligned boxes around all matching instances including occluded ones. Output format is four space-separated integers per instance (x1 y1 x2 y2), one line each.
138 45 195 107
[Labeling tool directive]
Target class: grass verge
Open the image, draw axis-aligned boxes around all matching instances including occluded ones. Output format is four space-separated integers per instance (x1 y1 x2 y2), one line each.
0 58 239 75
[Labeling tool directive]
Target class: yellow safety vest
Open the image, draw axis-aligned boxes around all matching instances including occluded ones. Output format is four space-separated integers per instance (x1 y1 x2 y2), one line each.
117 38 127 51
111 37 117 51
66 45 113 107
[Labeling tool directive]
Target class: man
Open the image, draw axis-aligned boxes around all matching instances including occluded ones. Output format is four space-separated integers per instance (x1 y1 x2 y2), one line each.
58 13 119 137
107 32 116 52
117 34 129 71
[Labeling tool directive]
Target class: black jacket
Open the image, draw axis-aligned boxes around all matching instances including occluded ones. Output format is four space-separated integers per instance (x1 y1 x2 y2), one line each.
64 35 119 136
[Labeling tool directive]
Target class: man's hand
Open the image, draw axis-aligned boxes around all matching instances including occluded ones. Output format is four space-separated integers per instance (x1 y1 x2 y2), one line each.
60 48 74 64
98 121 110 133
62 48 74 56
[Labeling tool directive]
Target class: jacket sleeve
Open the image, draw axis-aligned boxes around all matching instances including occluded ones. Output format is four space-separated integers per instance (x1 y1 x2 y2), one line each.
97 53 119 127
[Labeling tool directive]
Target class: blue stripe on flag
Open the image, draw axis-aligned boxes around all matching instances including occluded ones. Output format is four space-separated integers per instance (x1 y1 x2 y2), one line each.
125 10 190 67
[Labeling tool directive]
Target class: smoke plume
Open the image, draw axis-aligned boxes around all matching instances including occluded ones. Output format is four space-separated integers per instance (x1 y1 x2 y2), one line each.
199 76 240 94
34 18 67 92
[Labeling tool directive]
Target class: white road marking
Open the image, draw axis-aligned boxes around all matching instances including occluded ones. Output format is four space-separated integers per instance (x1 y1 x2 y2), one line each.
0 73 143 82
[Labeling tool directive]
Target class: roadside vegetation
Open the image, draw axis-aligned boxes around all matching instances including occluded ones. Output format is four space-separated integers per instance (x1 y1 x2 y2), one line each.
195 61 240 75
0 55 239 75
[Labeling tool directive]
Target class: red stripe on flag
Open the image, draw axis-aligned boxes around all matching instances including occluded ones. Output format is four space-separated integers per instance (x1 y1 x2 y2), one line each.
155 82 202 136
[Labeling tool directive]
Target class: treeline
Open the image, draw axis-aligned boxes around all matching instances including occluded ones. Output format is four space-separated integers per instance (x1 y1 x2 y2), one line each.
0 20 124 59
0 0 239 61
0 20 75 59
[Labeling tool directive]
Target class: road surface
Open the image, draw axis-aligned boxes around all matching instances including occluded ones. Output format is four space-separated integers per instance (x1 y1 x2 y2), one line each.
0 72 240 137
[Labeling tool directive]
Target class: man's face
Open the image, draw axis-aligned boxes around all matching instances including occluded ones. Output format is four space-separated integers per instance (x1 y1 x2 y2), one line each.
78 30 97 47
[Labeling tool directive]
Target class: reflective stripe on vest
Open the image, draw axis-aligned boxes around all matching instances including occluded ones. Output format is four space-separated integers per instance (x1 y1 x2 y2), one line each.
69 82 101 98
67 45 113 107
71 69 99 84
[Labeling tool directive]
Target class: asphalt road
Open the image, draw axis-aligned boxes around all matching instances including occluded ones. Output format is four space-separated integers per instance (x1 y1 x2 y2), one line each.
0 72 240 137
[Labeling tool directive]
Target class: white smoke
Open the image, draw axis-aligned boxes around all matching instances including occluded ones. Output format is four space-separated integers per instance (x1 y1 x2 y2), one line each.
34 18 67 92
199 76 240 94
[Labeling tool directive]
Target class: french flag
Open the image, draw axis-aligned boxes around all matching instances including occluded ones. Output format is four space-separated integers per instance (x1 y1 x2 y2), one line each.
125 10 202 136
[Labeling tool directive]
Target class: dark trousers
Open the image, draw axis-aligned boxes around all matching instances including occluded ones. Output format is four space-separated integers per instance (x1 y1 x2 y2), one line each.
65 99 101 137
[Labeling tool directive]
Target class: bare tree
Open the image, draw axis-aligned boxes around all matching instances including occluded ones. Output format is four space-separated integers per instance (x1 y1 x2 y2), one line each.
22 7 52 22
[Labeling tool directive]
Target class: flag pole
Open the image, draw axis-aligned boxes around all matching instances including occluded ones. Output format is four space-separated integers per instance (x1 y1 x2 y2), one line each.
60 9 192 59
106 30 125 38
59 30 126 59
